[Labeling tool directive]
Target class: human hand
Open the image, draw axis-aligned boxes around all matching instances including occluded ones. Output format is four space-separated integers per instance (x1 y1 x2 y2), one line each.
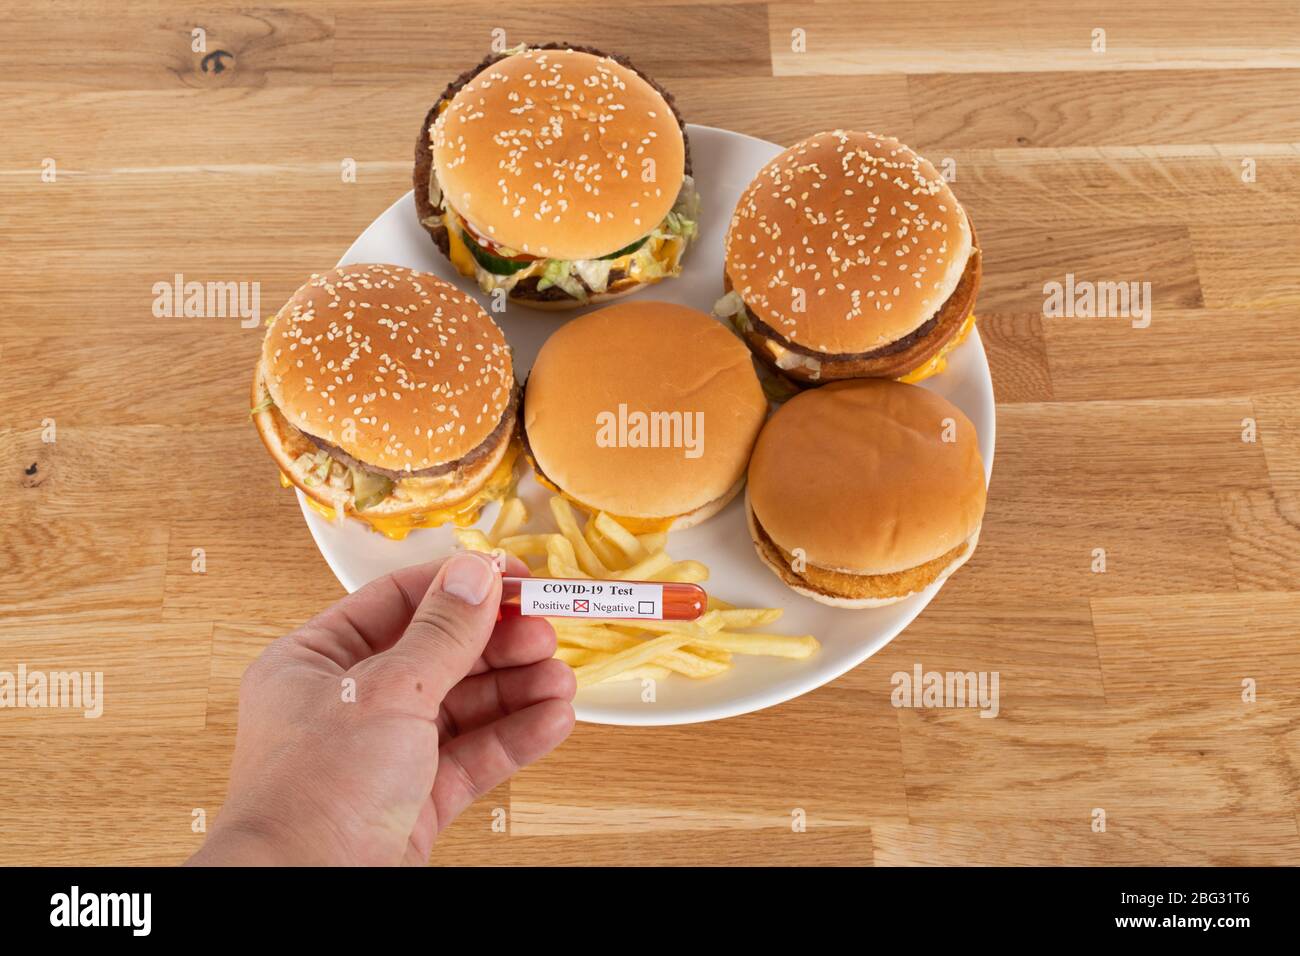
188 550 575 866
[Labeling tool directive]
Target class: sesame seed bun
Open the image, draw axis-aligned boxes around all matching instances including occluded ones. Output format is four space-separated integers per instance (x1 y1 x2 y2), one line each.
523 301 767 526
252 265 519 524
724 130 979 380
746 380 986 606
431 47 686 261
260 265 514 473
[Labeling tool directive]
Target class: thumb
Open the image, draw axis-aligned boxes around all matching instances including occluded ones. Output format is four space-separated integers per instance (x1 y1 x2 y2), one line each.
385 550 503 701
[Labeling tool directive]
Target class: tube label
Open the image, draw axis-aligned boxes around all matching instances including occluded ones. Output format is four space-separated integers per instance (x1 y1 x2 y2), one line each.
518 579 665 619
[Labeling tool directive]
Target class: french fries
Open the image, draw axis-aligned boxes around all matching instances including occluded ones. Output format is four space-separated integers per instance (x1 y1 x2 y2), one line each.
545 534 586 579
550 497 610 577
648 559 709 584
460 495 821 687
713 607 784 629
637 532 668 554
552 624 730 679
604 665 673 682
592 512 647 563
572 634 693 687
553 646 603 667
457 499 532 558
583 519 625 570
489 497 528 544
687 632 821 660
453 528 494 553
615 550 673 581
495 533 553 556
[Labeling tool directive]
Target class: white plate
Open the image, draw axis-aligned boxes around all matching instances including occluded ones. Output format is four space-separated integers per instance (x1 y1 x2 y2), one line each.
298 123 996 726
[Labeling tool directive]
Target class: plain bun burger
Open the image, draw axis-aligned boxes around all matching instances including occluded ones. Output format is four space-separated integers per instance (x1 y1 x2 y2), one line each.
251 264 519 540
415 44 700 310
746 379 986 607
522 301 767 532
716 130 981 388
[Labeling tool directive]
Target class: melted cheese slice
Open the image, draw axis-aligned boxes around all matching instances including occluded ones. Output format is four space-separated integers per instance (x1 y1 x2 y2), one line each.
898 313 977 384
285 445 520 541
444 209 479 278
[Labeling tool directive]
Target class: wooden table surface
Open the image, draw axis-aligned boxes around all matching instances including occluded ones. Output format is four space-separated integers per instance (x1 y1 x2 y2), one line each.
3 1 1299 866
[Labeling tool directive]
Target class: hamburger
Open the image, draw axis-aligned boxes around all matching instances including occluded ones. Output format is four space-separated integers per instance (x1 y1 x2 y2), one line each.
522 301 767 532
715 130 981 389
746 380 986 607
415 43 699 310
251 264 519 540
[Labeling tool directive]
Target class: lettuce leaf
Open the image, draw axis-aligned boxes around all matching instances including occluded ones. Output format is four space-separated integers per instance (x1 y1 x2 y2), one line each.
571 258 613 293
445 173 701 301
673 174 700 222
536 259 588 300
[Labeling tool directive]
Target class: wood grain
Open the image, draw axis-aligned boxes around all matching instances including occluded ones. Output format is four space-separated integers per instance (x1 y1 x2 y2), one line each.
768 2 1300 75
908 70 1300 148
1 0 1298 867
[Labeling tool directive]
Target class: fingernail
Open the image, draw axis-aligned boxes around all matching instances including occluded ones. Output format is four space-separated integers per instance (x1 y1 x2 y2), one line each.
441 551 496 605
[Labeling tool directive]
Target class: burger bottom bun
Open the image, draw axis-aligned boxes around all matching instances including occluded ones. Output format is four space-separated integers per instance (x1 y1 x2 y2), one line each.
509 278 648 312
669 475 746 530
252 367 516 520
550 473 745 532
746 498 981 608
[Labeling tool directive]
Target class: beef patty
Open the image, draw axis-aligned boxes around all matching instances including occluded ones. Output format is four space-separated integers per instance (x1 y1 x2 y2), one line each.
305 382 519 481
724 236 982 385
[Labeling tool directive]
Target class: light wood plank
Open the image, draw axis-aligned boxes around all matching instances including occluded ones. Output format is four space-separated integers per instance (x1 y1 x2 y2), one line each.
0 732 233 865
1191 221 1300 309
909 70 1300 148
770 1 1300 75
976 313 1053 405
940 148 1300 227
434 825 872 866
974 222 1202 314
0 4 334 93
861 590 1106 705
1092 591 1300 701
0 620 210 734
1255 392 1300 490
508 682 908 832
992 399 1268 496
1042 310 1300 401
897 700 1296 829
871 817 1300 866
334 4 773 82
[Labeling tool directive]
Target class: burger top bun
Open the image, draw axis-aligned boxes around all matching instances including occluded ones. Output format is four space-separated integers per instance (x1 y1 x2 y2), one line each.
524 300 767 520
747 379 986 575
725 130 973 354
260 264 514 474
432 47 686 261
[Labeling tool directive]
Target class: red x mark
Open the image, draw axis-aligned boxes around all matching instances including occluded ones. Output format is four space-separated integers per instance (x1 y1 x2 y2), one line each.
573 599 590 613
